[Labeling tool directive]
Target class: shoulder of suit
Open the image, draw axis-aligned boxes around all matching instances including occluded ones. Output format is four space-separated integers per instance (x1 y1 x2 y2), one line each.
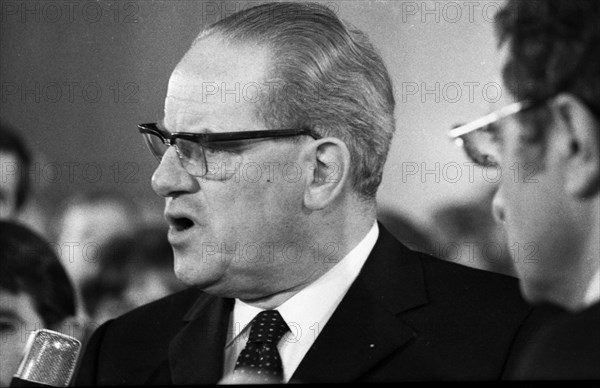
414 247 519 286
401 247 530 317
515 302 600 379
102 287 206 330
536 301 600 345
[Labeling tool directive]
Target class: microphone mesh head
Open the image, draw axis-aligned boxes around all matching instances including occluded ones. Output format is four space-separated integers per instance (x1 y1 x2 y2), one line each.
14 329 81 387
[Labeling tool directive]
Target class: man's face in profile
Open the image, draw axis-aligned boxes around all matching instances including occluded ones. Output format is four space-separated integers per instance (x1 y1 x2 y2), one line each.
151 36 313 300
489 45 579 303
0 151 19 219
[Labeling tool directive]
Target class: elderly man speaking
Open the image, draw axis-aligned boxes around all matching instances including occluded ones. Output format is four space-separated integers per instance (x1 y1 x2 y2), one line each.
75 2 535 384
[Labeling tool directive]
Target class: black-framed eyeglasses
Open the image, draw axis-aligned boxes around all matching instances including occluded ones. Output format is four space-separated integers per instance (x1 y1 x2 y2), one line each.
138 123 321 177
448 100 543 167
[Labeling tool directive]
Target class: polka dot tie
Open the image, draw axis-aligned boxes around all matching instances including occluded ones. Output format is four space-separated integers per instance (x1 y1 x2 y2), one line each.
232 310 290 383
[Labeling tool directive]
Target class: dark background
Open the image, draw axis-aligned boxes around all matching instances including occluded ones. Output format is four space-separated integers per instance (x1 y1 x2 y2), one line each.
1 0 229 223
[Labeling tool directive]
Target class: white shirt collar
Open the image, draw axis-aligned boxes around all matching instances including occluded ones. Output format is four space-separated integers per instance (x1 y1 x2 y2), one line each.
228 222 379 344
224 223 379 382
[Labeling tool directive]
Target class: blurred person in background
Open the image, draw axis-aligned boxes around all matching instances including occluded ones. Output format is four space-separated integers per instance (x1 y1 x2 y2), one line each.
0 121 31 220
81 225 186 325
451 0 599 379
0 220 77 387
380 184 515 277
53 190 141 314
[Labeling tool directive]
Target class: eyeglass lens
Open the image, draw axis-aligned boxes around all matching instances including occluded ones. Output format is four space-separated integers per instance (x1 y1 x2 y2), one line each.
142 131 244 177
141 132 207 175
458 124 501 167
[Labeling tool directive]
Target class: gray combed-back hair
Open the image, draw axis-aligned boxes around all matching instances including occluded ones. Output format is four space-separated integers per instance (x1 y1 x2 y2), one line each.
194 2 396 200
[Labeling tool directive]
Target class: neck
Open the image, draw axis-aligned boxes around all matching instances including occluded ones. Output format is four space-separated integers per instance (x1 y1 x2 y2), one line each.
582 270 600 308
562 197 600 312
580 203 600 309
240 206 377 310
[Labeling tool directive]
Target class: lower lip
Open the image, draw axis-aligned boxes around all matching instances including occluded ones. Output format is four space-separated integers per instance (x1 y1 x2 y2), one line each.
167 225 196 246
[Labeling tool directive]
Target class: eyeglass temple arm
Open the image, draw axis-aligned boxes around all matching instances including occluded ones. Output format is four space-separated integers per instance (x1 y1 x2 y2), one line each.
448 101 528 138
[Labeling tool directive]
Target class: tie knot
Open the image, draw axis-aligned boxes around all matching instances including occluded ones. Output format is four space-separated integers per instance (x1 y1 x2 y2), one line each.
248 310 289 344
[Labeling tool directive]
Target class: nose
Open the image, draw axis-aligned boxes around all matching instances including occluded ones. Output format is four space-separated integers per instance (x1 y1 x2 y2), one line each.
151 147 199 198
491 188 505 224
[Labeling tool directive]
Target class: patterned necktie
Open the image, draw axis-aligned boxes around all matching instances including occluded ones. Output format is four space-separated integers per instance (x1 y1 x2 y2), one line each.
232 310 290 384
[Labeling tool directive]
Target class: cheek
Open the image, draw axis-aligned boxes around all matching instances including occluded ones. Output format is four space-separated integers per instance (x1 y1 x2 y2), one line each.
217 168 303 212
0 338 24 385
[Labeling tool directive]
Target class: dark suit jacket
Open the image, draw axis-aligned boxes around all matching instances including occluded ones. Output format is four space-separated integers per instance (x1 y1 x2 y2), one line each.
513 301 600 380
74 225 537 384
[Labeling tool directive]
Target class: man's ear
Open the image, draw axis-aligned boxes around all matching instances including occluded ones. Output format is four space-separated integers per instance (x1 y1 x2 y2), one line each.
303 137 351 210
551 93 600 198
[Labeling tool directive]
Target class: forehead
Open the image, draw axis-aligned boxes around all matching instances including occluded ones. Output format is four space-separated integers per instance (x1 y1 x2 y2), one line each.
60 202 133 240
0 151 19 194
164 36 271 132
0 151 19 181
496 42 517 105
0 291 43 324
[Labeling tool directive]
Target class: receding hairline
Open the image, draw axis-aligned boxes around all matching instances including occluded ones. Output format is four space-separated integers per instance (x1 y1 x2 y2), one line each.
182 31 272 70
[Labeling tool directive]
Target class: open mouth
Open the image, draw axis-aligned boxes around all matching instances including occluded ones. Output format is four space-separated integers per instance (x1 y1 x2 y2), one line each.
171 216 194 231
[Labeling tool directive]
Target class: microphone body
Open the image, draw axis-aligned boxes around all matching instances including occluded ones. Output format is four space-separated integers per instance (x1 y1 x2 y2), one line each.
10 329 81 387
9 377 54 387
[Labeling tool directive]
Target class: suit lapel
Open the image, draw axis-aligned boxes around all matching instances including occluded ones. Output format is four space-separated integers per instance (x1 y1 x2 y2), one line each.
168 295 233 385
291 224 428 382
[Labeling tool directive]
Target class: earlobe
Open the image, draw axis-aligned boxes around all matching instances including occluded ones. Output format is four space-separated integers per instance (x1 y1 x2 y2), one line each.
303 138 351 210
553 94 600 198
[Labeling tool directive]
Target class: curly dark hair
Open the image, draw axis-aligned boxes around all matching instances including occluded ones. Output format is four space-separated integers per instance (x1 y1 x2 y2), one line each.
0 220 76 328
496 0 600 120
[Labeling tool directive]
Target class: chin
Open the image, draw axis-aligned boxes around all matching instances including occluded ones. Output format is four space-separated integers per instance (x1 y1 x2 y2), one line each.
173 261 221 292
174 267 202 287
174 259 199 285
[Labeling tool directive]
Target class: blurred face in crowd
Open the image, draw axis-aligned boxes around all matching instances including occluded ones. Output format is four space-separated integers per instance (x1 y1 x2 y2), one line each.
152 36 316 300
92 269 182 325
0 291 44 387
0 152 19 219
58 201 136 287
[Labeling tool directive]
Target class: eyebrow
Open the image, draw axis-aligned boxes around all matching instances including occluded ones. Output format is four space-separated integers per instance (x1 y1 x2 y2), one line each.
485 122 504 145
0 309 24 322
483 121 500 134
158 119 216 134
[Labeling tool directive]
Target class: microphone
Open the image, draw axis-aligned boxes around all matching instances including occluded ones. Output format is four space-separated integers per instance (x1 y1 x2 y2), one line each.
10 329 81 387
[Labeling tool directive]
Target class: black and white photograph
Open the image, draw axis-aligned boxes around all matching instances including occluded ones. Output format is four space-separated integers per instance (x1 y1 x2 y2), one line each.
1 0 598 384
